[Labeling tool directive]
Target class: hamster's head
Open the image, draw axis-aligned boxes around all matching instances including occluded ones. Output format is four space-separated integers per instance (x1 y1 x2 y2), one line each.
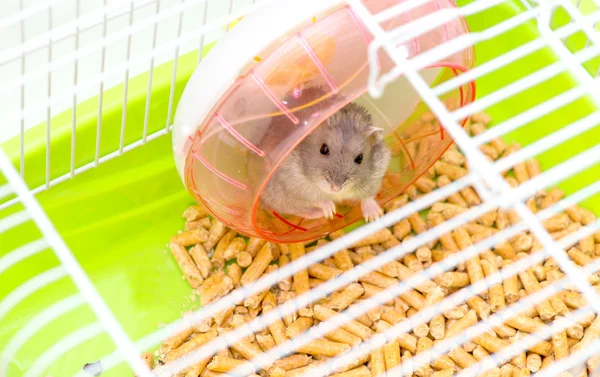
296 102 391 198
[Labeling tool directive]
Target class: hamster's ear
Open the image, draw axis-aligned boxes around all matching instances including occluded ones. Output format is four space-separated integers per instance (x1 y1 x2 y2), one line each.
365 126 384 144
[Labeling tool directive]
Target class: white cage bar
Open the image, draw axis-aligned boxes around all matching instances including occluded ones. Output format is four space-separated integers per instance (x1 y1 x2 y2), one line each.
2 0 600 376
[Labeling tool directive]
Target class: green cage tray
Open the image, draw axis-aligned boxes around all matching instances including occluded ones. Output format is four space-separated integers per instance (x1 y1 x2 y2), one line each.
1 1 599 376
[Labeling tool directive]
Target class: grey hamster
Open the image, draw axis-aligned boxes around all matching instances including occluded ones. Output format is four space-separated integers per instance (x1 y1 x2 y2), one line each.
256 88 392 222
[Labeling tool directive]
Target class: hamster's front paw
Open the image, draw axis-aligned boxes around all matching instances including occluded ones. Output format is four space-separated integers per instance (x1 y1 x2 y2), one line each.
361 197 383 222
320 201 336 220
296 207 325 219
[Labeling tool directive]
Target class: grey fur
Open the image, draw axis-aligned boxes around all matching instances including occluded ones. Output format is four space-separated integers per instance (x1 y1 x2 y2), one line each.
258 97 392 219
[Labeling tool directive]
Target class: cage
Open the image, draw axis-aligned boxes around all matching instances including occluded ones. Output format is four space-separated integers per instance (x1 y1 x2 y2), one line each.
1 0 600 377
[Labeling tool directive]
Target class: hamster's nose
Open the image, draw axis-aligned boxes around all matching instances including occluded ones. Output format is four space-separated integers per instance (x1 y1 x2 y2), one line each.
330 183 341 192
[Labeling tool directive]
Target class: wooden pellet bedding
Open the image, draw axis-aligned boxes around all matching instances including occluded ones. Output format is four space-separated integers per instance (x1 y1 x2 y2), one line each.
143 113 600 377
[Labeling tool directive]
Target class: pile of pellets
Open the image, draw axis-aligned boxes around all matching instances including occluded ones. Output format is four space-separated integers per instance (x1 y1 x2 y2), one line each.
141 113 600 377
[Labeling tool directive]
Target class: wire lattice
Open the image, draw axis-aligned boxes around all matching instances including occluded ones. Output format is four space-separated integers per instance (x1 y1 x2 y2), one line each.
2 0 600 376
0 0 271 210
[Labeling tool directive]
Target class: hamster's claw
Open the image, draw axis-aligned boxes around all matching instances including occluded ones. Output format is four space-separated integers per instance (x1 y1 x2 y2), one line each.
320 201 336 220
361 197 383 223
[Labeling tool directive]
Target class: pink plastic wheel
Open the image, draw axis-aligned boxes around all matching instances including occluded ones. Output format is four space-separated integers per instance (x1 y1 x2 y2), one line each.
173 0 475 243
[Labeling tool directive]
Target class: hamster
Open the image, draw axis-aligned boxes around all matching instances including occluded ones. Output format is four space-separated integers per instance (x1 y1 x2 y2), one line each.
258 90 392 222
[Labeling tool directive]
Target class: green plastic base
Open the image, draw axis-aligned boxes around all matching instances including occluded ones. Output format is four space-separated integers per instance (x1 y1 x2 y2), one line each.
1 1 599 375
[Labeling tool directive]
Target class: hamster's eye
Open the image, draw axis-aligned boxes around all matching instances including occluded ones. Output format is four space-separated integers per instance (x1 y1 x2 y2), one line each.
320 144 329 156
354 153 363 164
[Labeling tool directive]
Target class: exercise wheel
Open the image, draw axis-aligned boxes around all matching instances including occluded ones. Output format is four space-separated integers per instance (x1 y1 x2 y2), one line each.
172 0 476 243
